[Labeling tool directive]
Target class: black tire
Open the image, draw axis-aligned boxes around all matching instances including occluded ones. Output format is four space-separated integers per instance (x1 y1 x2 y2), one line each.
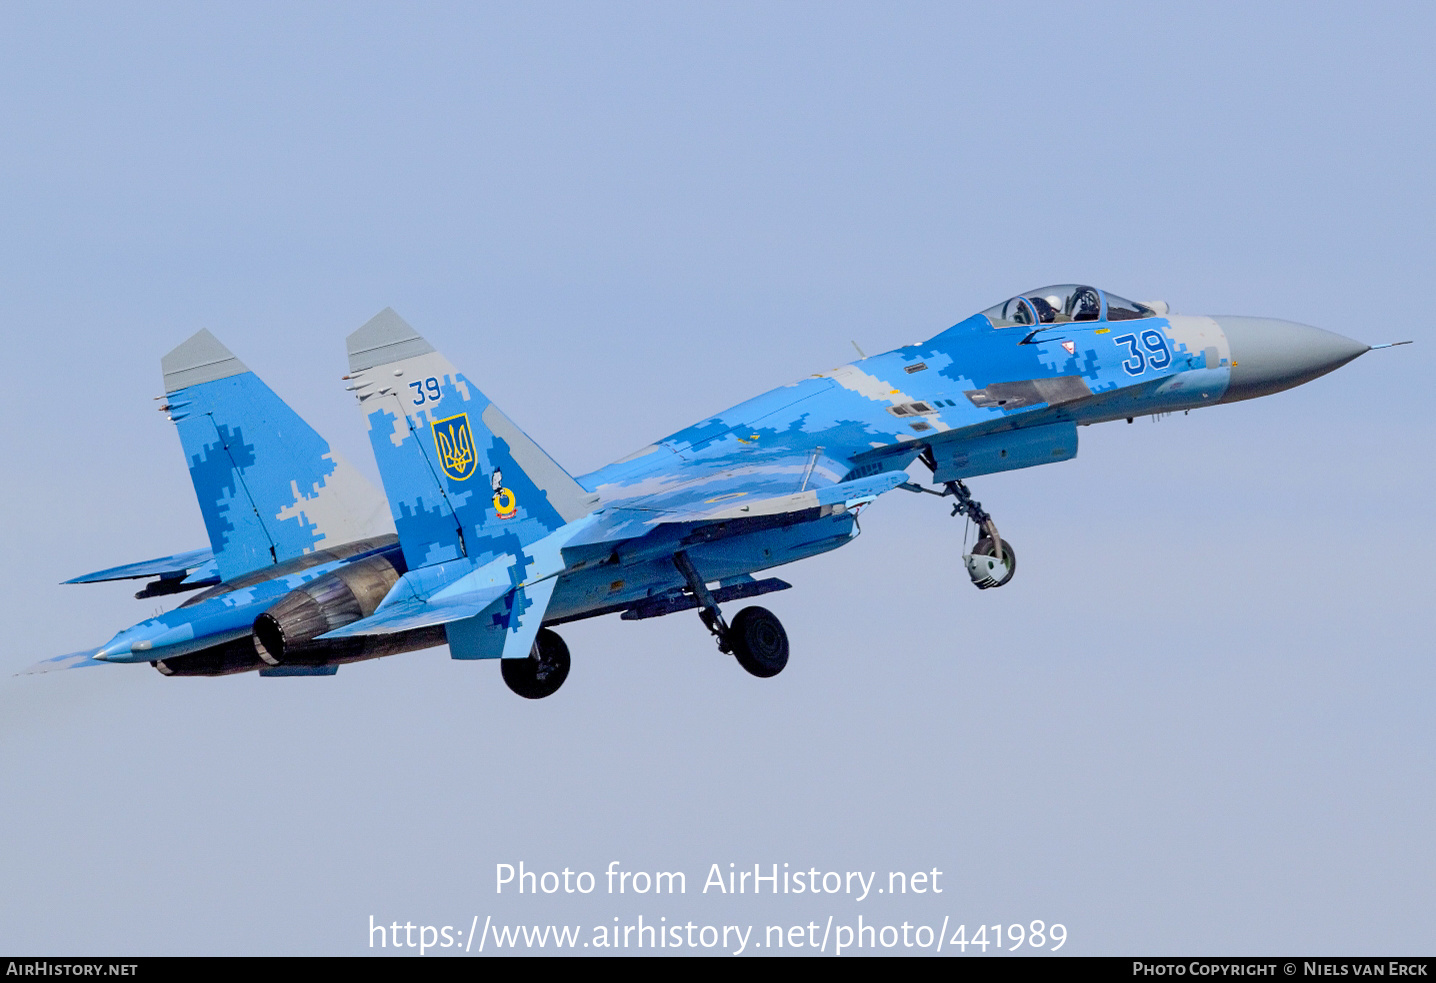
501 628 571 699
970 536 1016 588
729 606 789 678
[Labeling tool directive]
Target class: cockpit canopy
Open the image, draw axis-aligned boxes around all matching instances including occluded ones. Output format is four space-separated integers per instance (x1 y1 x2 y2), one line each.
980 285 1157 328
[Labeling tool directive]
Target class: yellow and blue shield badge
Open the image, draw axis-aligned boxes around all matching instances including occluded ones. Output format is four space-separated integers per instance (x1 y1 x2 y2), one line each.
432 414 478 481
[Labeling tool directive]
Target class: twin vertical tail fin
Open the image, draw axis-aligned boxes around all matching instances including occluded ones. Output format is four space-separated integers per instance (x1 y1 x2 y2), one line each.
343 309 594 572
162 330 394 582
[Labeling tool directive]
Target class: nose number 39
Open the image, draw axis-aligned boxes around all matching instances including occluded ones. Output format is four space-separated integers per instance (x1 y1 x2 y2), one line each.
1113 331 1172 375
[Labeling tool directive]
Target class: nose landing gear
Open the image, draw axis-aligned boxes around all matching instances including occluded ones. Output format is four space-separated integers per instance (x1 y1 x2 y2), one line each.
965 534 1016 589
901 473 1016 590
947 479 1015 590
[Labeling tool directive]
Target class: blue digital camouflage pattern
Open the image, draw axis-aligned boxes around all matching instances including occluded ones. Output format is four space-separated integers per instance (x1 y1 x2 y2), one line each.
31 286 1387 678
343 309 591 572
336 309 596 658
576 302 1231 509
25 332 400 675
324 288 1377 667
161 330 392 582
87 544 395 664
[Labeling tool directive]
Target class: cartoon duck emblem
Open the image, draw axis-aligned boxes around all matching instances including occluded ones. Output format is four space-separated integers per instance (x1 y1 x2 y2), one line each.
492 467 517 519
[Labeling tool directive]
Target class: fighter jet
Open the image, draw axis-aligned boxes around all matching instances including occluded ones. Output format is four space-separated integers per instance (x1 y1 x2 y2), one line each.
28 286 1405 696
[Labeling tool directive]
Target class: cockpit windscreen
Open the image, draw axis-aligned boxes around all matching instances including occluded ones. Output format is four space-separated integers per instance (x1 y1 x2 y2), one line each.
1103 292 1157 321
1025 285 1102 324
979 296 1037 328
980 285 1156 327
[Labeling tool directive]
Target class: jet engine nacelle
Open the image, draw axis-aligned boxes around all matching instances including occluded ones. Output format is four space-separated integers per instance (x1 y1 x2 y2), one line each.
154 637 267 677
253 550 405 665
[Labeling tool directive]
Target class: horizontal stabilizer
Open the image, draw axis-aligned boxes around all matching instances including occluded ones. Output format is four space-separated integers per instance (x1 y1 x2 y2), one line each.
64 548 216 585
16 649 111 676
316 583 510 639
445 573 560 660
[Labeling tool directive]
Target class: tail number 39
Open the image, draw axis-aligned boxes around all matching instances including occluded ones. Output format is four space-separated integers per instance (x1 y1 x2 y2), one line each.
409 377 443 405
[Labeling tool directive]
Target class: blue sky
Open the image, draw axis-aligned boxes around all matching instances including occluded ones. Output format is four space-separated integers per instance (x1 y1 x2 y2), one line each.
1 2 1432 954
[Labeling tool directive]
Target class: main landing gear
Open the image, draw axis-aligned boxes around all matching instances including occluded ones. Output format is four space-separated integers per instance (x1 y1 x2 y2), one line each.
674 551 789 678
501 628 571 699
901 472 1016 590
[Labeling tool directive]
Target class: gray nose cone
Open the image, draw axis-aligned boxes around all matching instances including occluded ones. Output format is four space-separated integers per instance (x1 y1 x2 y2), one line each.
1215 316 1369 404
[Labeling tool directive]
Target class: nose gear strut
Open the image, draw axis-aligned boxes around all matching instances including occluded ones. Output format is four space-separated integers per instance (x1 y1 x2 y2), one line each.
900 466 1017 590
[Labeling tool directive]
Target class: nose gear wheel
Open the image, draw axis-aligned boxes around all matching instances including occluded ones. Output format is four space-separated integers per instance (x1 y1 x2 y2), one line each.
903 455 1017 590
966 536 1016 589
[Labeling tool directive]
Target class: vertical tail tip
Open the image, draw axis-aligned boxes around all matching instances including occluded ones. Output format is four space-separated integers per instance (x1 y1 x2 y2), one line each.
161 330 248 393
347 308 436 372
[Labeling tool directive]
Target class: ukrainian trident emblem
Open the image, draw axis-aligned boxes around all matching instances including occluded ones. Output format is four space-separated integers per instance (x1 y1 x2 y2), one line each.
432 414 478 481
